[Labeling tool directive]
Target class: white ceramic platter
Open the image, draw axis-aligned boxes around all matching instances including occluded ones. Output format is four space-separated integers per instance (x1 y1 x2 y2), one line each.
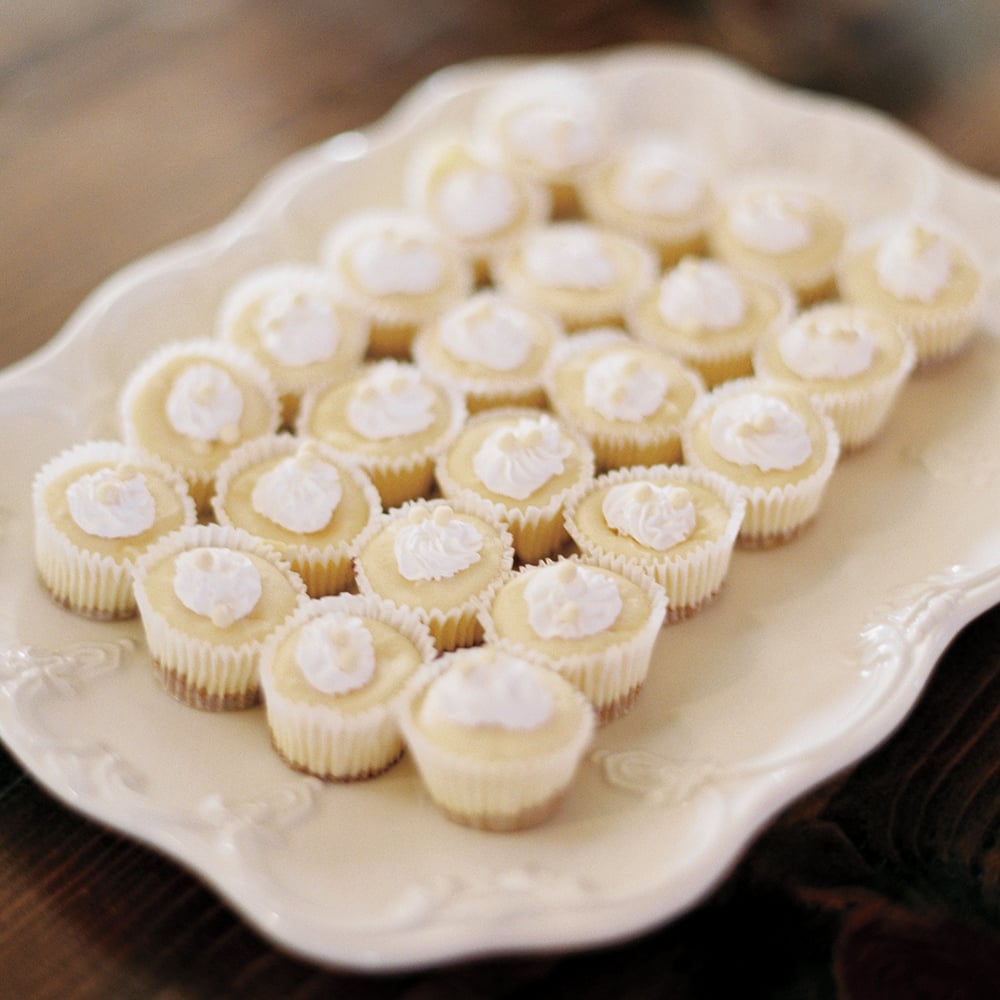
2 46 1000 972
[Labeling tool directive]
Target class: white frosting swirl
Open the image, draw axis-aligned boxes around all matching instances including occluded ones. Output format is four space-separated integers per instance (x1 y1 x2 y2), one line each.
436 166 518 239
349 230 444 296
295 615 376 695
393 505 483 582
503 98 601 173
708 392 813 471
523 561 622 639
346 362 436 440
472 414 573 500
251 447 343 534
610 141 706 216
602 481 696 551
779 314 876 379
658 258 746 331
66 467 156 540
729 191 814 254
583 350 668 422
439 298 535 372
166 363 244 444
420 650 553 730
255 288 338 366
875 224 952 302
173 547 262 628
522 227 615 290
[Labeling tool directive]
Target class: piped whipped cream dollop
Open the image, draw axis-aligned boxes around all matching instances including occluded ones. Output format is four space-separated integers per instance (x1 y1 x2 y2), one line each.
439 298 536 372
295 614 376 695
435 166 519 240
67 466 156 540
708 391 813 471
473 414 573 500
420 649 554 731
251 444 343 534
729 190 815 254
173 547 262 628
501 91 602 173
346 361 436 440
255 288 339 367
393 504 483 582
658 258 746 331
522 226 616 290
779 314 876 379
349 229 445 297
610 141 706 217
602 481 696 551
874 224 952 302
524 560 622 639
166 363 244 444
583 349 668 422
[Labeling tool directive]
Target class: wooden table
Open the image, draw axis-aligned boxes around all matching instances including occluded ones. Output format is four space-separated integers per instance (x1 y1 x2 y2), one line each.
3 2 1000 996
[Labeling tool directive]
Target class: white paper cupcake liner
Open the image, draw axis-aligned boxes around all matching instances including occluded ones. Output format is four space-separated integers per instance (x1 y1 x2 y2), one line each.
259 594 435 781
479 555 667 723
564 465 747 622
434 405 596 564
119 338 282 512
396 651 596 831
680 378 841 547
132 523 308 710
211 433 382 597
32 440 197 620
353 497 516 652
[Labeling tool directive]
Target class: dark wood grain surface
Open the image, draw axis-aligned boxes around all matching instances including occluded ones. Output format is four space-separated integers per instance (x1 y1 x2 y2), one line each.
4 2 1000 997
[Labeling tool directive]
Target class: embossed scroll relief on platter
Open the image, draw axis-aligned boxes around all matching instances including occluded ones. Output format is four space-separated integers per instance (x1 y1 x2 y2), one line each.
3 48 1000 971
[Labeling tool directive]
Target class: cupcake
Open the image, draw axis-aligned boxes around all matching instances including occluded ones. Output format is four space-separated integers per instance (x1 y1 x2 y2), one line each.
628 256 796 387
709 181 845 304
680 378 840 547
319 208 475 357
753 302 916 451
565 464 746 621
480 556 667 723
435 406 595 563
211 434 382 597
297 359 466 509
405 135 550 283
119 339 281 513
353 497 515 652
473 64 610 218
492 221 658 332
578 132 717 266
32 440 197 620
214 263 369 426
132 523 308 710
397 645 596 831
543 327 705 470
411 290 564 413
259 593 436 781
837 216 984 366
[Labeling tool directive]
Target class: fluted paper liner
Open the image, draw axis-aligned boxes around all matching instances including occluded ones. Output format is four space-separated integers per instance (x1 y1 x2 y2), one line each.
32 440 197 620
396 649 596 831
434 405 596 564
565 465 746 622
119 339 282 512
680 379 841 547
211 433 382 597
478 556 667 723
132 523 308 710
259 593 436 781
353 496 516 653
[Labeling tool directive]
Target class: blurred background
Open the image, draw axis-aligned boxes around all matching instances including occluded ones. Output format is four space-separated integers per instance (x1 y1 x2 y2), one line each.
3 0 999 367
